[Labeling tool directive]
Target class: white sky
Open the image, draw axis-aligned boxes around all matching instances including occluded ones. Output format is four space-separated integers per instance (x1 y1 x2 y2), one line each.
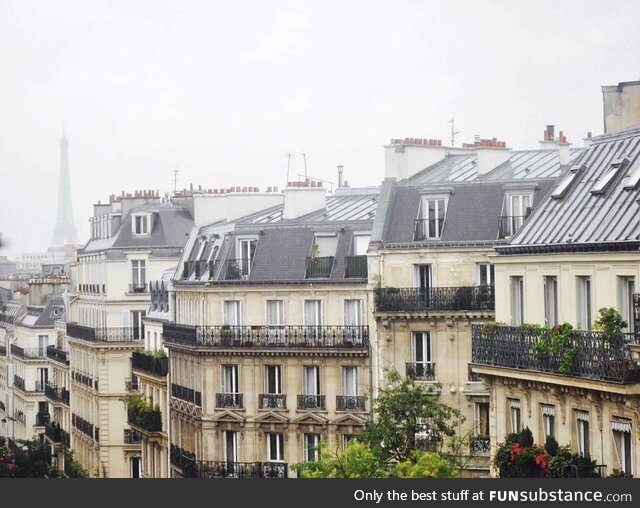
1 0 639 258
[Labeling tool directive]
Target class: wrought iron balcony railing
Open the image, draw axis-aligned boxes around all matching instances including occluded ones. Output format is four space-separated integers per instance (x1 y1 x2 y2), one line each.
163 323 369 349
498 215 527 239
72 371 98 390
196 461 288 479
45 383 70 405
471 324 640 383
470 436 491 454
170 444 196 475
223 258 253 280
0 344 5 356
406 362 436 380
72 413 96 441
171 383 202 406
44 422 70 447
129 282 148 293
297 395 326 410
128 406 163 433
344 255 368 278
336 395 366 412
47 345 69 365
124 429 142 444
35 412 50 426
66 323 144 343
0 313 15 328
10 344 47 360
13 375 25 391
305 256 334 278
132 352 169 377
374 286 495 312
259 394 286 410
216 393 243 409
414 218 444 241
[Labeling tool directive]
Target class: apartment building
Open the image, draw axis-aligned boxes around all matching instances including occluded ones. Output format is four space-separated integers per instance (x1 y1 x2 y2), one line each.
164 182 377 478
471 119 640 476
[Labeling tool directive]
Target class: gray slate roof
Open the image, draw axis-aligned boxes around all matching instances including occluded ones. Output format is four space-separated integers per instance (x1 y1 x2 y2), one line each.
18 293 65 328
502 125 640 252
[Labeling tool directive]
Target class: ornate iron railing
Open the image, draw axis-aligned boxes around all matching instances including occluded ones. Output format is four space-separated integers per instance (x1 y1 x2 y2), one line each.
13 375 25 391
297 395 326 410
406 362 436 380
374 286 495 312
47 345 69 365
66 323 144 343
0 313 15 328
44 422 70 446
35 412 50 426
128 406 162 433
259 394 286 410
170 444 196 477
345 256 367 278
132 352 169 377
305 256 334 278
72 413 96 440
414 218 444 241
72 371 98 390
470 436 491 454
10 344 47 359
163 323 369 349
129 282 148 293
171 383 202 406
498 215 527 239
223 258 253 280
216 393 243 409
336 395 366 412
45 383 70 405
195 461 288 479
150 280 170 311
124 429 142 444
471 324 640 383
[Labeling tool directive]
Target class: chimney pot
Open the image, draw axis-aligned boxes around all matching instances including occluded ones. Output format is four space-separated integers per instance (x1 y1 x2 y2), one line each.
587 131 592 139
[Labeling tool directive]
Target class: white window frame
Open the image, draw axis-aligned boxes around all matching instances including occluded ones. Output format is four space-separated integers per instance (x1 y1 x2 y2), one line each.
477 263 495 286
510 276 524 326
541 404 555 440
474 402 490 436
575 411 590 457
302 365 320 396
264 365 282 395
222 364 239 394
132 259 146 286
132 214 150 236
617 276 635 334
303 433 321 462
543 275 558 327
509 399 521 434
576 276 592 330
267 433 285 462
418 196 448 239
342 366 358 397
223 301 242 326
612 418 633 475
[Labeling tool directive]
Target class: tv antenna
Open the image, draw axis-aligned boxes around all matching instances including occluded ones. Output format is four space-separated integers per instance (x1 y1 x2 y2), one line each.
449 118 460 147
173 168 178 194
285 153 292 182
302 153 308 179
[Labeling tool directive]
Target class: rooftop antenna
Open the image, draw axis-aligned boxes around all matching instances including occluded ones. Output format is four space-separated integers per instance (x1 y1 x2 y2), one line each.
286 153 292 182
302 153 308 180
173 168 178 194
449 117 460 147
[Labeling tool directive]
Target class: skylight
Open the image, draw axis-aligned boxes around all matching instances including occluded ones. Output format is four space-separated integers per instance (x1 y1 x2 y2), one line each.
551 164 585 199
591 156 629 195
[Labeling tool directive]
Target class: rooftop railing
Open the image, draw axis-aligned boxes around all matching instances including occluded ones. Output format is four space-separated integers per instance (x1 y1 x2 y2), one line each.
305 256 334 278
375 286 494 312
344 256 367 278
66 323 144 343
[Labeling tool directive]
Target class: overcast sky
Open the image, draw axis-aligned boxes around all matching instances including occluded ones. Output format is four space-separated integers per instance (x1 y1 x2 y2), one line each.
1 0 639 258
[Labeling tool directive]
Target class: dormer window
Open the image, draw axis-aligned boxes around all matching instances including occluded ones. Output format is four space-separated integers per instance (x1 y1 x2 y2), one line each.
415 196 448 240
499 193 532 239
132 214 150 235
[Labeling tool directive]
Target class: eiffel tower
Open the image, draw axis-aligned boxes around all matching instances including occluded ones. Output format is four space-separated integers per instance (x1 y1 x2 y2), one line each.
51 131 79 248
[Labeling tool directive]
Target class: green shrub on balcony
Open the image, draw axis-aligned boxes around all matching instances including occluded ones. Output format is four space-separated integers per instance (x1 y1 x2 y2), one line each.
126 394 162 432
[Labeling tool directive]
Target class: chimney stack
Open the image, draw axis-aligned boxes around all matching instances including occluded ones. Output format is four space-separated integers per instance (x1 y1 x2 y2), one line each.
282 180 326 220
337 165 344 188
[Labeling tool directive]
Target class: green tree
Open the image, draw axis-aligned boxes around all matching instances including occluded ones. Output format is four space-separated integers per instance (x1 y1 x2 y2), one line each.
360 370 463 464
393 450 458 478
292 441 386 478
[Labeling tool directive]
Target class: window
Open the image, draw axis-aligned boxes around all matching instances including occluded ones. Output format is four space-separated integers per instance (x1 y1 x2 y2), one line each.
131 310 146 340
415 417 435 451
344 300 363 327
618 276 635 334
267 433 285 462
510 276 524 326
37 368 48 391
592 157 629 195
342 434 355 449
541 404 555 440
414 264 432 289
342 366 358 396
416 197 447 240
264 365 282 394
612 417 632 475
303 366 320 396
509 399 521 434
475 402 490 437
266 300 285 340
132 260 146 289
236 238 257 278
132 215 149 235
353 234 371 255
576 276 592 330
552 164 585 199
312 234 338 257
224 431 238 463
38 335 48 358
477 263 495 286
500 194 532 238
412 332 433 379
222 364 239 405
303 433 320 462
576 411 590 456
543 276 558 327
223 301 242 326
304 300 323 339
131 457 142 478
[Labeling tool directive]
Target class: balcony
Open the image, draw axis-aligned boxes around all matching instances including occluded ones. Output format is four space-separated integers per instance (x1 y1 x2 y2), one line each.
0 313 15 328
10 344 47 360
45 383 70 405
13 375 25 391
471 324 640 383
35 412 50 427
129 282 148 293
72 413 97 441
406 362 436 381
0 344 6 356
196 461 288 479
216 393 243 409
170 444 196 476
163 323 369 349
305 256 334 278
66 323 144 343
470 436 491 455
498 215 526 239
336 395 366 412
297 395 326 411
72 371 98 390
124 429 142 444
47 345 69 365
344 256 368 278
45 422 70 447
414 218 443 241
128 405 163 433
223 258 252 280
258 394 286 410
374 286 494 312
171 383 202 406
132 352 169 377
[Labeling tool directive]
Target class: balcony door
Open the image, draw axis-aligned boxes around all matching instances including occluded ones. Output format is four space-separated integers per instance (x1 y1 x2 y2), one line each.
131 310 146 340
224 431 238 469
222 365 240 406
38 335 48 358
344 300 363 342
266 300 285 341
237 239 257 278
304 300 323 340
505 194 531 237
412 332 432 378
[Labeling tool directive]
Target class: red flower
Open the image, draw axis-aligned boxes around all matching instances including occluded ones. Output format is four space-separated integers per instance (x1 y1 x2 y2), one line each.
535 452 550 473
